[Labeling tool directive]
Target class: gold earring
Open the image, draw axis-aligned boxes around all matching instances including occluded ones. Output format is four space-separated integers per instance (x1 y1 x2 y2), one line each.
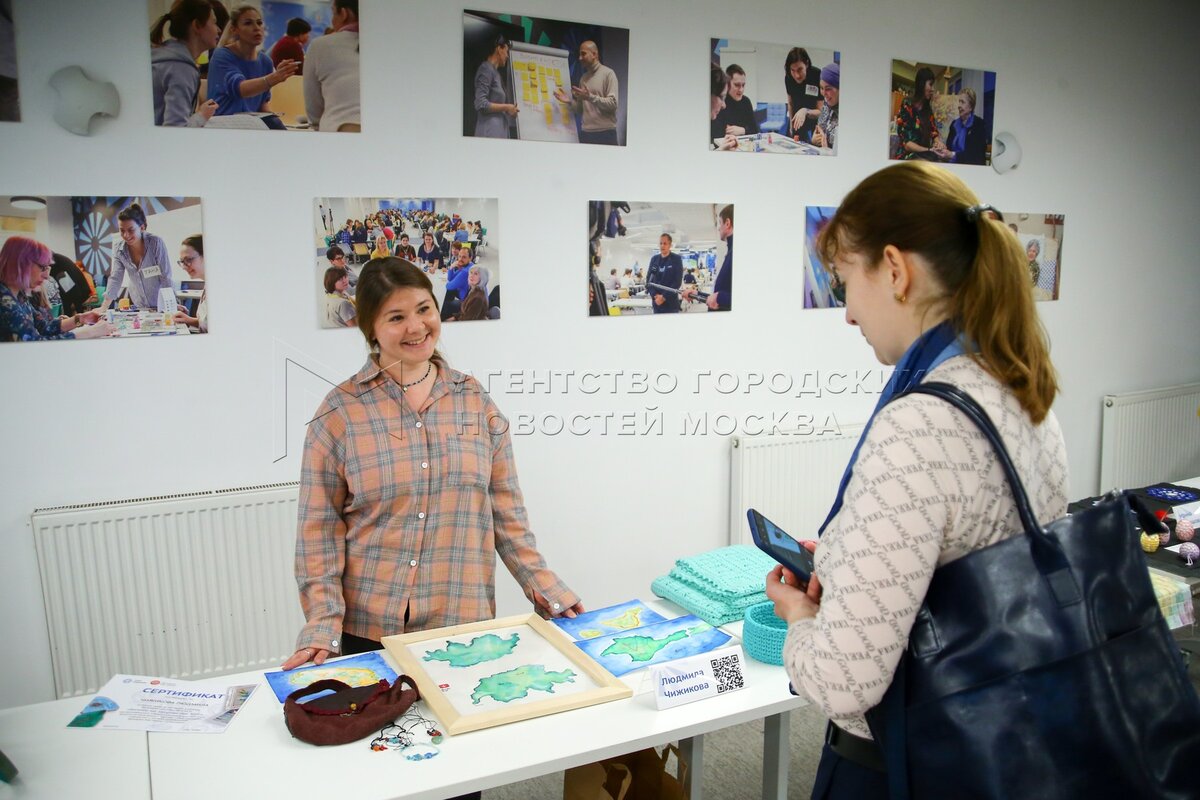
894 293 907 303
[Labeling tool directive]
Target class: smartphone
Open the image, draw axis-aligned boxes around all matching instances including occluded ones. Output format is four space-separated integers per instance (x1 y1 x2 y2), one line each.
746 508 815 587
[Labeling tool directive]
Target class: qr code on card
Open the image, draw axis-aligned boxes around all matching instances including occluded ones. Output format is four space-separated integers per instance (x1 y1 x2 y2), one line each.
710 653 744 693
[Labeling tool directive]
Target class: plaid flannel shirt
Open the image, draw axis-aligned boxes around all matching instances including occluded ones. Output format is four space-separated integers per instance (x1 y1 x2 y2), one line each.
295 359 578 652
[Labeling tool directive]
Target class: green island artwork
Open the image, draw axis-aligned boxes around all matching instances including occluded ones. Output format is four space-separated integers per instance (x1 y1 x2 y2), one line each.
424 632 520 668
470 664 577 704
600 623 711 663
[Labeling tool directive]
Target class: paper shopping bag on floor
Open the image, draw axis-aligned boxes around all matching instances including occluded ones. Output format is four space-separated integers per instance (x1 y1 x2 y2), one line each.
563 760 632 800
564 746 686 800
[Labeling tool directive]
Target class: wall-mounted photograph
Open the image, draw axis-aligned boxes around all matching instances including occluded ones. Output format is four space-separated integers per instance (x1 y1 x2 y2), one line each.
147 0 361 131
588 202 733 316
889 59 995 165
802 206 1064 309
1 195 206 341
463 10 628 146
1009 213 1065 301
314 197 500 328
710 38 839 155
0 0 19 122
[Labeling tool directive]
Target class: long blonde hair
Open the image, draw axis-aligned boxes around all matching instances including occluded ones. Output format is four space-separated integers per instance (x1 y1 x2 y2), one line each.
818 161 1058 423
218 4 260 49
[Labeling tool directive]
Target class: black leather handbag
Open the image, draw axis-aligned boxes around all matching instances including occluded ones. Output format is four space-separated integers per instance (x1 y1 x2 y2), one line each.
866 382 1200 800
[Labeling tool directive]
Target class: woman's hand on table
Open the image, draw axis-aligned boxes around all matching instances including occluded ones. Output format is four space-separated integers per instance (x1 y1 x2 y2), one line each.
533 591 584 619
74 320 115 339
281 646 330 670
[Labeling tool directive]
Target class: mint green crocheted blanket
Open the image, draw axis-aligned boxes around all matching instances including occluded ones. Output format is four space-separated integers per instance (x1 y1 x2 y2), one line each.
651 546 776 626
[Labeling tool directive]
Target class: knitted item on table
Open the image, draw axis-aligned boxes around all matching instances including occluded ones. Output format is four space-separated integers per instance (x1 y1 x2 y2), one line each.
1140 532 1160 553
742 601 789 665
670 546 778 600
1180 542 1200 567
651 546 776 626
1177 518 1195 542
650 574 768 626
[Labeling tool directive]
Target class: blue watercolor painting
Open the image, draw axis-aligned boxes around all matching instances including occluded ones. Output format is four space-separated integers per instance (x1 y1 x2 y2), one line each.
575 614 732 677
264 651 398 703
552 599 668 641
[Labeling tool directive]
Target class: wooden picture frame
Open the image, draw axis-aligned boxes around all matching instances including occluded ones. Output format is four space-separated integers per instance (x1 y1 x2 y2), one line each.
382 613 631 735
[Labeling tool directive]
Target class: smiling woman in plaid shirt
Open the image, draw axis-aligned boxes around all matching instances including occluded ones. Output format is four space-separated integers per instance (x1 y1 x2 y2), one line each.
282 257 583 671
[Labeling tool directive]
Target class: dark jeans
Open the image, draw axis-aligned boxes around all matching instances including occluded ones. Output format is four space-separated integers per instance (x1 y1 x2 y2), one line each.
579 128 618 146
810 743 889 800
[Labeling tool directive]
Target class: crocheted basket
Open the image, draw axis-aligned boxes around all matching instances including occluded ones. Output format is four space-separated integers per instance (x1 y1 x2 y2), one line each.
742 601 788 665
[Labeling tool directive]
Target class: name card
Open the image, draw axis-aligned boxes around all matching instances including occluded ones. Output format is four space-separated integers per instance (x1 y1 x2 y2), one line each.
651 645 746 710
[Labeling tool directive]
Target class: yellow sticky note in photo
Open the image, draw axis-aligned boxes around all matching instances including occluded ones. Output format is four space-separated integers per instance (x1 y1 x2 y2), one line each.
526 62 536 71
554 69 561 82
544 104 554 125
561 106 571 125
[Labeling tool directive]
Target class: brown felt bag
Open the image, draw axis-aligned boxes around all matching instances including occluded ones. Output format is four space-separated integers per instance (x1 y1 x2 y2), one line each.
283 676 420 746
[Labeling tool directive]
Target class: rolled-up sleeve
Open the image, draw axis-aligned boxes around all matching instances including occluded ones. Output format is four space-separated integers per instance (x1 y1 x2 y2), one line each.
295 399 350 652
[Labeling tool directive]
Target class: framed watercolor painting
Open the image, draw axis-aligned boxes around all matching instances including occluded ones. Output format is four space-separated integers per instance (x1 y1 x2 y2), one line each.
381 613 631 735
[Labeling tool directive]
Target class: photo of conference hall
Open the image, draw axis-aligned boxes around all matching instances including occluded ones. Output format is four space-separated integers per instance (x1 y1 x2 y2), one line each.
313 197 500 329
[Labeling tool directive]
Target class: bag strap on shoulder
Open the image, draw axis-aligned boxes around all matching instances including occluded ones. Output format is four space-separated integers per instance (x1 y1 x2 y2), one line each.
901 383 1079 605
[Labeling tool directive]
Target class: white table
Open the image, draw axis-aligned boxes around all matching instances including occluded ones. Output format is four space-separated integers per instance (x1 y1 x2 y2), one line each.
0 697 150 800
1 599 804 800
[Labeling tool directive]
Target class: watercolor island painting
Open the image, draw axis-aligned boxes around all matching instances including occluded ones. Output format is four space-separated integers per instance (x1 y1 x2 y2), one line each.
383 614 630 735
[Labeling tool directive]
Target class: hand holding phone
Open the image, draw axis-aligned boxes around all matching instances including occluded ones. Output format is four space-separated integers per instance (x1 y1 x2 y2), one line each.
747 508 815 589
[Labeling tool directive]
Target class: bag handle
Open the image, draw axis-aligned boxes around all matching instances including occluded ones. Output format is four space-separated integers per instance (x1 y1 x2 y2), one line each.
902 383 1080 605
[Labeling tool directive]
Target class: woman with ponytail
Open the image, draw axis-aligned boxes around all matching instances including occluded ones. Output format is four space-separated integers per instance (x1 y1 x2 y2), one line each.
765 161 1067 799
150 0 221 127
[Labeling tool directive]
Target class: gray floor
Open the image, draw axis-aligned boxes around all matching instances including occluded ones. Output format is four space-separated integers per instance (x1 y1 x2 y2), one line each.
484 632 1200 800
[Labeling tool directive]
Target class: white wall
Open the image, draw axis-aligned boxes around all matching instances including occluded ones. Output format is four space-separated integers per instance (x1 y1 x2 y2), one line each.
1 0 1198 710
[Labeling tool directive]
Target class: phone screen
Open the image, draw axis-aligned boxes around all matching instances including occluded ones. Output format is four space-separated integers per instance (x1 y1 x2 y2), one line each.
747 509 815 583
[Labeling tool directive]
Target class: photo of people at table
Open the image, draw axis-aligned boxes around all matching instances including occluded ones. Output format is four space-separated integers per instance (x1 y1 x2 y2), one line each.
803 205 1063 309
147 0 361 131
588 202 732 317
313 197 500 328
889 59 995 165
463 10 628 146
0 0 19 122
0 195 207 342
710 39 839 155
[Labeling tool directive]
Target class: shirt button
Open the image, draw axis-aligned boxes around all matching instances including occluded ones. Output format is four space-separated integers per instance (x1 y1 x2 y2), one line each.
421 462 429 469
415 422 422 428
553 603 561 610
409 560 418 567
418 512 425 519
330 639 339 648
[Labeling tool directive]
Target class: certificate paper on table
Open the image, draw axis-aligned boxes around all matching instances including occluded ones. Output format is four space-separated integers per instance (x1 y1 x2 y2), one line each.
67 674 257 733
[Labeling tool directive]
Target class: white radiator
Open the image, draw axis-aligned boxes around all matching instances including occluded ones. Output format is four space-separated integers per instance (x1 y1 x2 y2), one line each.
1100 383 1200 491
729 424 863 546
32 482 304 699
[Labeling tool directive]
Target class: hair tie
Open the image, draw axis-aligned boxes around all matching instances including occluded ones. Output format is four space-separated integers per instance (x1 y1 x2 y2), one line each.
964 204 1003 224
